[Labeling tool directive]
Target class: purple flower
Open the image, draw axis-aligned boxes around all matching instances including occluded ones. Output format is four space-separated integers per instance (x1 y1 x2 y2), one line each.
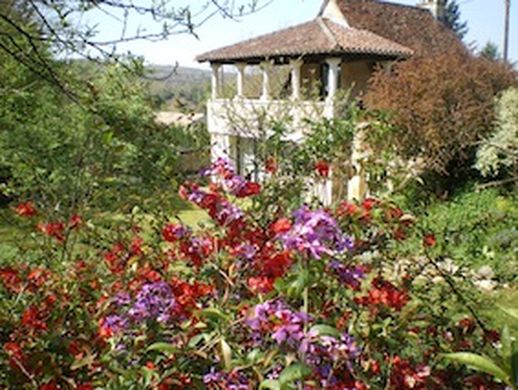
113 292 131 307
204 368 250 389
300 330 359 368
201 158 236 178
128 281 175 323
246 300 312 347
328 261 365 290
215 198 244 224
103 314 128 333
280 206 353 259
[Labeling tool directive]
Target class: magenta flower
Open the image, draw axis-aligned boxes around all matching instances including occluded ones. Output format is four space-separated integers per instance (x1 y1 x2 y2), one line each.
280 206 353 259
246 300 311 347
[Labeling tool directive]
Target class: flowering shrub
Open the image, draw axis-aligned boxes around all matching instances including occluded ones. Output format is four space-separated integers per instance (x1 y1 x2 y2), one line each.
0 159 506 389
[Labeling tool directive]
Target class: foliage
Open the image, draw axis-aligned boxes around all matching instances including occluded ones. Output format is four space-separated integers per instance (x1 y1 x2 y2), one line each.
445 325 518 389
480 42 501 61
395 187 518 283
476 87 518 181
440 0 468 40
365 51 517 175
0 56 194 218
0 158 512 389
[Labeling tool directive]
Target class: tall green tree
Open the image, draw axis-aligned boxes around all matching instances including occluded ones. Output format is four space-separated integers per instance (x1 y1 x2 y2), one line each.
440 0 468 40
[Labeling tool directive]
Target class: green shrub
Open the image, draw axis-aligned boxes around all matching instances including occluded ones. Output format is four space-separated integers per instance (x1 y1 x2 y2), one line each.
415 188 517 282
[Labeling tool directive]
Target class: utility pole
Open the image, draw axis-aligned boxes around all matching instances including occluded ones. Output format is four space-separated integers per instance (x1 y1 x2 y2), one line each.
503 0 511 62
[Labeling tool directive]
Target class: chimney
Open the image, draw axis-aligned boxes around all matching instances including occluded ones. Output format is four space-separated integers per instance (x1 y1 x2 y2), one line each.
320 0 349 27
417 0 445 20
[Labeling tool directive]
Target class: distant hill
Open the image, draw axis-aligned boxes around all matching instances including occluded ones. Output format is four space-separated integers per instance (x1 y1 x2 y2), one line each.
146 65 211 112
147 65 210 87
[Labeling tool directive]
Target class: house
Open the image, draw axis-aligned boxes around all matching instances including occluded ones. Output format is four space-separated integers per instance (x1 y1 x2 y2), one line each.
155 111 204 128
196 0 463 203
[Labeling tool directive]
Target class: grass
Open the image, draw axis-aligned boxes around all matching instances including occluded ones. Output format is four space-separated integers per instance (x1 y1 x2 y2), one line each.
484 288 518 335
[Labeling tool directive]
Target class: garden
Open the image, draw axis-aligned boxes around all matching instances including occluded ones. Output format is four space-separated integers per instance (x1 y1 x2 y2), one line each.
1 1 518 389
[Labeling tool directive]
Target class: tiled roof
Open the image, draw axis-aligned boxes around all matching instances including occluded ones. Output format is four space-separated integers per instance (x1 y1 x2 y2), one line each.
196 18 413 63
333 0 465 56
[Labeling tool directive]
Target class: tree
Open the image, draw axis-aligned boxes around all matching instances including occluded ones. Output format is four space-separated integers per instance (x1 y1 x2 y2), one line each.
440 0 468 40
0 7 210 220
480 41 501 61
0 0 273 97
364 51 517 176
476 87 518 184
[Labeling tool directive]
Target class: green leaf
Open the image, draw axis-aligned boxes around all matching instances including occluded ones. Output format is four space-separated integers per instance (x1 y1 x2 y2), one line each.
309 324 341 338
279 362 312 386
500 307 518 321
246 348 262 363
146 342 178 355
502 326 512 369
511 344 518 388
70 354 95 370
259 379 281 390
188 333 211 348
220 338 232 370
199 308 230 323
445 353 511 385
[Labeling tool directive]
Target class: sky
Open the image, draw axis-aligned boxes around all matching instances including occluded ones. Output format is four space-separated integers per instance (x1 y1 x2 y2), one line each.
91 0 517 68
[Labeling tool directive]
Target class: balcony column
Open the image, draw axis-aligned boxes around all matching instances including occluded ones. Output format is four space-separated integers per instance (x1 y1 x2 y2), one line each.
326 57 341 101
325 57 341 118
260 60 272 101
235 62 246 98
347 123 369 202
290 58 303 100
210 63 221 100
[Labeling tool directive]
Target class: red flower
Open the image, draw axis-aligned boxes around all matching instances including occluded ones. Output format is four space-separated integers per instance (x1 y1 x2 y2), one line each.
235 182 261 198
457 317 476 334
362 198 378 211
37 221 65 242
0 267 22 293
248 276 274 294
103 242 126 273
484 329 500 343
393 227 407 241
21 305 48 331
170 279 213 317
389 356 431 389
68 214 82 229
76 384 94 390
130 236 144 256
27 267 50 289
336 202 359 217
265 156 278 173
39 382 58 390
162 223 188 242
386 207 404 220
423 233 436 247
269 217 292 236
15 201 37 217
355 278 409 311
4 342 23 360
315 160 330 177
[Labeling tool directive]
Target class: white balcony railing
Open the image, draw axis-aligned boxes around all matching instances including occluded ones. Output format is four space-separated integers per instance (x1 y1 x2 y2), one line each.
207 98 331 142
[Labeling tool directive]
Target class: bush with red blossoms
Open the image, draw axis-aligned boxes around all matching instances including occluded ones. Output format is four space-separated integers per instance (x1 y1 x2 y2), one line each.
0 158 508 389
